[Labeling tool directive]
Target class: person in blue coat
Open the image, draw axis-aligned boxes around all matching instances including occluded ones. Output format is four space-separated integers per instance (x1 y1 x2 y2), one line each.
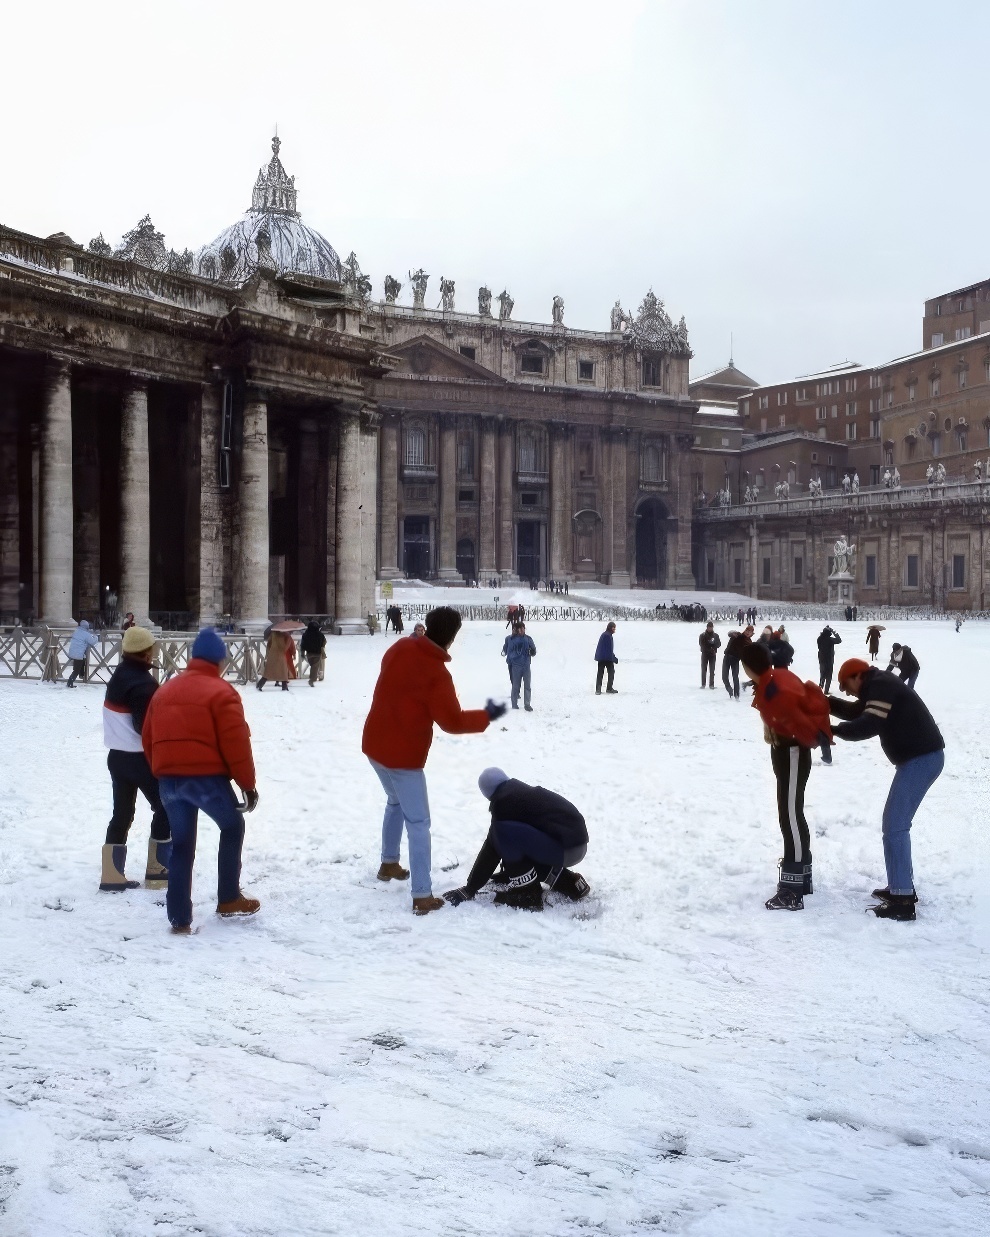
594 622 618 694
501 622 537 711
66 620 99 687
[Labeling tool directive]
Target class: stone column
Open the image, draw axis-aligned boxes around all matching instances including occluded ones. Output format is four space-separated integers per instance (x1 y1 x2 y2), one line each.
749 522 759 598
671 433 697 589
360 412 380 618
237 395 270 630
497 419 516 581
39 359 74 625
198 385 224 626
119 379 151 627
607 429 631 586
478 416 497 578
378 415 402 579
0 385 19 616
334 406 366 633
325 413 338 617
437 414 461 580
549 423 571 581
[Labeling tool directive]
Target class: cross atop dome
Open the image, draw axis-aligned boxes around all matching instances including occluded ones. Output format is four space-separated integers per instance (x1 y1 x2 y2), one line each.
251 134 298 217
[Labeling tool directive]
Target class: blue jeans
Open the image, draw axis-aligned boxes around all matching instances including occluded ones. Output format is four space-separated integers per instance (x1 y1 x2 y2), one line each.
881 750 944 895
369 759 432 897
902 671 919 690
159 775 245 927
509 663 531 708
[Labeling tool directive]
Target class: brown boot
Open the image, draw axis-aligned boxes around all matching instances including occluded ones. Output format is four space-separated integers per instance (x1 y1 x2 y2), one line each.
217 894 261 916
171 924 193 935
412 896 444 916
377 861 410 881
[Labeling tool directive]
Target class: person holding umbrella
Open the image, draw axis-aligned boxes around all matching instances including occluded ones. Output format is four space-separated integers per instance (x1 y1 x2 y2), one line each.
866 624 885 662
257 622 301 691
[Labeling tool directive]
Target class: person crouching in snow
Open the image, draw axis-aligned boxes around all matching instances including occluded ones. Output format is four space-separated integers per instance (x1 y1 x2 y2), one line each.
728 634 833 911
829 658 944 921
361 606 507 916
100 625 171 892
142 629 261 934
444 768 590 911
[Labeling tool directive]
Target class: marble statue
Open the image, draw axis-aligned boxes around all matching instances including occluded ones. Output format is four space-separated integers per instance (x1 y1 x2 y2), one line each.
975 459 983 482
478 286 492 316
935 462 947 486
892 467 901 488
383 275 402 304
926 464 935 487
439 277 455 312
832 536 856 575
408 268 429 310
883 469 892 489
552 295 564 326
497 289 514 320
841 473 852 494
851 471 860 493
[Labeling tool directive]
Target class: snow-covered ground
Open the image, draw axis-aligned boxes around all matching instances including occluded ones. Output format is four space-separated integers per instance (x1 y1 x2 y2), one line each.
1 619 989 1236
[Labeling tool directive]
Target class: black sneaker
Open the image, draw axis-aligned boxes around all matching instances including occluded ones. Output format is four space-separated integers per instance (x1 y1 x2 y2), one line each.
765 890 804 910
871 887 918 904
870 895 916 921
548 869 590 901
606 688 618 694
493 868 543 911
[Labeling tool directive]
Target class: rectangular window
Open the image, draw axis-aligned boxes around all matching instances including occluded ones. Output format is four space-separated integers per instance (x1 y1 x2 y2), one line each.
458 488 475 503
643 358 661 386
930 376 940 397
831 405 839 419
959 369 968 389
762 557 772 585
906 554 919 588
866 554 877 586
870 465 881 485
908 382 916 401
845 377 857 392
777 391 788 406
817 406 827 421
520 492 539 506
779 415 786 427
733 558 743 585
796 387 808 400
826 466 837 487
931 333 944 347
846 422 857 441
521 354 544 374
578 360 595 381
758 395 769 410
793 557 803 585
870 374 881 388
846 401 857 416
707 557 716 585
760 418 767 432
459 345 476 361
952 554 966 589
870 418 880 438
741 400 750 416
955 327 972 341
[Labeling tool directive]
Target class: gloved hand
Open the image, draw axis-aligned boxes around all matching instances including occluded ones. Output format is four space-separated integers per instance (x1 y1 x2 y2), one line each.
245 788 260 812
485 698 507 721
443 886 474 907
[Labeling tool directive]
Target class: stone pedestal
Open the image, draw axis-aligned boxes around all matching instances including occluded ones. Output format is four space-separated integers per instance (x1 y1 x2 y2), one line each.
827 571 855 606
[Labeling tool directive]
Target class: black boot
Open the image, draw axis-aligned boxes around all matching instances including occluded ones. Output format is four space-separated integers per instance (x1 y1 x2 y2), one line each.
803 861 814 896
871 886 918 904
256 678 266 691
545 867 591 901
493 864 543 911
766 860 804 910
870 894 917 921
281 681 289 692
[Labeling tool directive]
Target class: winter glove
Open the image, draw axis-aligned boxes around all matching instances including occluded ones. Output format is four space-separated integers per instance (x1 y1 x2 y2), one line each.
443 886 474 907
244 788 260 812
485 698 508 721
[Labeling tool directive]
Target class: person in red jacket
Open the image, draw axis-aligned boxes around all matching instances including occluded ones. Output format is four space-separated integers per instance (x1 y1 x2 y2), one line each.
362 606 506 915
142 628 260 933
728 634 833 911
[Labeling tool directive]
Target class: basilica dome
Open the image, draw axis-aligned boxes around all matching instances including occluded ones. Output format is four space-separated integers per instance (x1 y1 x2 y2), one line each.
196 137 342 285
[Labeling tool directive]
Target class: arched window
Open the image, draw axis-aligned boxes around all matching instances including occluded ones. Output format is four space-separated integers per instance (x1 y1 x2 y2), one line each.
404 427 426 466
641 446 661 481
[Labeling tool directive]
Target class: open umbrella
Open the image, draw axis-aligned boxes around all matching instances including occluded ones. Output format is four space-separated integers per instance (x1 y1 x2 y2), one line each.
271 620 305 633
866 624 886 632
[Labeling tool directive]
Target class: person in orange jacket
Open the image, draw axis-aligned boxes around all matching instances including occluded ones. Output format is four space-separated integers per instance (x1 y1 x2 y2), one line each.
728 634 833 911
362 606 506 915
142 628 260 933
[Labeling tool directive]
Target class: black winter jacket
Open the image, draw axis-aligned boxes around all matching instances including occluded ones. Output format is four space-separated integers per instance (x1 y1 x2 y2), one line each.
699 631 721 656
103 655 158 743
489 779 588 848
817 629 842 661
829 668 943 766
889 646 920 678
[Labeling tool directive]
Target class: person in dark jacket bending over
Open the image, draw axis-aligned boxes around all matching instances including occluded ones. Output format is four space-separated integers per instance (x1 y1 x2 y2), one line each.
100 626 172 891
886 643 920 690
444 768 590 911
699 621 721 689
830 658 945 921
594 622 618 694
816 626 842 692
721 631 742 699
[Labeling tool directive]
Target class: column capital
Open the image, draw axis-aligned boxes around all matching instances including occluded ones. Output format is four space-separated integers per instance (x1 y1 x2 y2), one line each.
361 409 382 433
44 356 72 386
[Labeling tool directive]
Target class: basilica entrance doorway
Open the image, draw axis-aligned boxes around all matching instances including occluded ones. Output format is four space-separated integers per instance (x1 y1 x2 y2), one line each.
403 516 432 578
634 497 669 588
516 520 545 583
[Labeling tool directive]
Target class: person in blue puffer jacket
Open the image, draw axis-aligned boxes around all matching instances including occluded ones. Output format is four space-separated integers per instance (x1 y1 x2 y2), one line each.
501 622 537 711
66 619 99 687
594 622 618 694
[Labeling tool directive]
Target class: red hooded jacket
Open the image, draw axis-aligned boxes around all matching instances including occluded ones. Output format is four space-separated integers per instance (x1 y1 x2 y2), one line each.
362 636 489 770
142 659 256 789
752 667 832 748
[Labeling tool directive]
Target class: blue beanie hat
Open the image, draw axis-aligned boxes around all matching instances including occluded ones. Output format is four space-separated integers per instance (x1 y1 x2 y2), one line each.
191 628 227 664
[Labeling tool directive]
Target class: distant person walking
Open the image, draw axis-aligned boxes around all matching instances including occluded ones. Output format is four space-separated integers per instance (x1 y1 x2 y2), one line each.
502 622 537 711
699 621 721 689
594 622 618 694
257 629 296 692
866 624 884 661
886 643 920 690
99 626 171 892
816 625 842 692
142 629 261 933
301 621 327 686
361 607 505 915
66 619 99 687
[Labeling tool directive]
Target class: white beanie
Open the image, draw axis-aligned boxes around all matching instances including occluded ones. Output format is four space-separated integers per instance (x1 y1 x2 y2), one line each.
478 767 509 800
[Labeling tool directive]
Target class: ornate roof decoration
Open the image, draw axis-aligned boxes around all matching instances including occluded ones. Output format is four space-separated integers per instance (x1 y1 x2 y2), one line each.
631 289 692 358
195 135 342 285
114 216 169 269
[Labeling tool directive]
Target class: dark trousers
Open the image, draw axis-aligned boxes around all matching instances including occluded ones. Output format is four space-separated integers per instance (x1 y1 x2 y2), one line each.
493 819 587 871
159 775 245 927
595 661 615 691
67 658 86 685
770 743 812 865
902 670 919 690
106 749 170 844
701 652 716 687
818 659 834 692
721 656 739 697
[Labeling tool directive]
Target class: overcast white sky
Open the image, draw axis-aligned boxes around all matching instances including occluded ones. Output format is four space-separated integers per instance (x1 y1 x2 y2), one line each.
3 0 987 384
